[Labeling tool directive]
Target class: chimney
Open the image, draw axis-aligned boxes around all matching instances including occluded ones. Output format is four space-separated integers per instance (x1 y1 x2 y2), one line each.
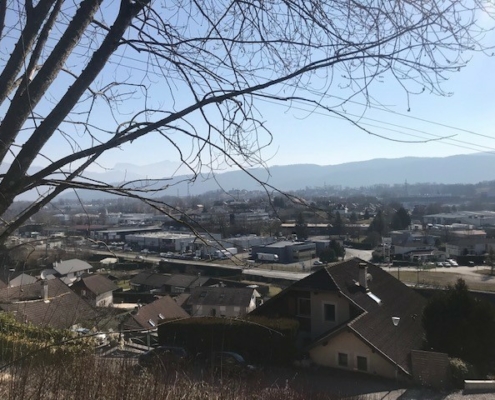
42 280 49 303
358 263 368 291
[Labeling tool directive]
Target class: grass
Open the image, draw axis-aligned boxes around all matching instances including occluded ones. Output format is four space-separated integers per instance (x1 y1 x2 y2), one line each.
387 269 495 292
0 355 371 400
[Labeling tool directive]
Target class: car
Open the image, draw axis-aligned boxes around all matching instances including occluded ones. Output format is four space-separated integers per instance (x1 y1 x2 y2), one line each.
201 351 256 377
447 259 459 267
468 261 475 267
442 262 451 267
135 255 144 261
138 346 189 370
313 260 323 266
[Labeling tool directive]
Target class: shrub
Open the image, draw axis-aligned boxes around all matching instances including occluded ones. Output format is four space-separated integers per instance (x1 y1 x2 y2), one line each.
450 358 478 388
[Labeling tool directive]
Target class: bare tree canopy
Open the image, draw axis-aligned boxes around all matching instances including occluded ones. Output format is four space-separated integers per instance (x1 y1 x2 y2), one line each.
0 0 494 243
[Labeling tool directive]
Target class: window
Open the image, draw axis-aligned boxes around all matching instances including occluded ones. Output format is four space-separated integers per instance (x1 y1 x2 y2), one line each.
324 303 336 322
357 356 368 372
297 298 311 316
338 353 348 367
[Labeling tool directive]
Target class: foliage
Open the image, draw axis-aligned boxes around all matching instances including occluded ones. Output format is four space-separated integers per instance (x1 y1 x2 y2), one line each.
364 231 382 248
295 213 308 240
449 358 477 388
320 240 345 262
485 248 495 275
390 207 411 230
0 314 93 365
333 212 344 235
368 210 388 236
422 279 495 372
0 354 377 400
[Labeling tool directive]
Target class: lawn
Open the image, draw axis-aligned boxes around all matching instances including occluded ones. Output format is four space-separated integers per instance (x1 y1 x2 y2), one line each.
386 269 495 292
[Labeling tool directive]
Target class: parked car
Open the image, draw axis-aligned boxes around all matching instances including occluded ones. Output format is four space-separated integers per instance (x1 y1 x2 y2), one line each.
313 260 323 266
447 259 459 267
199 351 256 377
138 346 189 370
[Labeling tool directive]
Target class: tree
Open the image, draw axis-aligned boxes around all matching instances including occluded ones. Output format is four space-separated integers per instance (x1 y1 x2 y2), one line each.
349 212 358 224
422 279 495 372
390 207 411 230
485 248 495 276
320 240 345 263
333 212 343 235
368 210 388 236
0 0 494 245
295 212 308 241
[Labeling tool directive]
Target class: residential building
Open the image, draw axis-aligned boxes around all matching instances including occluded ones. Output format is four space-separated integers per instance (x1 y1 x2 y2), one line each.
71 274 119 307
53 259 93 285
129 271 171 293
251 258 426 380
0 278 97 330
161 274 211 295
184 287 261 317
122 295 189 331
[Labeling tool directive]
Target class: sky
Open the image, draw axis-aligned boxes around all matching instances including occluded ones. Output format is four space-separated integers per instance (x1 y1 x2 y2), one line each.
4 0 495 180
91 49 495 171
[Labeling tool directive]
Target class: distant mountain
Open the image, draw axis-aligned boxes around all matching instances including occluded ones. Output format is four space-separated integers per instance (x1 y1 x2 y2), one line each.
14 153 495 201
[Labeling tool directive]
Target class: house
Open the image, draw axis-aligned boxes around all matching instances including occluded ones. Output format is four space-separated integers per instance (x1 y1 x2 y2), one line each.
129 271 171 293
251 258 426 380
184 287 261 317
71 274 119 307
161 274 211 295
122 295 189 331
4 273 38 287
0 278 97 330
53 259 93 284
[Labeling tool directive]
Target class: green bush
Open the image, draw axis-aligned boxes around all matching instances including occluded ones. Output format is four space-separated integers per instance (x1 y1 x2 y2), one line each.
450 358 478 388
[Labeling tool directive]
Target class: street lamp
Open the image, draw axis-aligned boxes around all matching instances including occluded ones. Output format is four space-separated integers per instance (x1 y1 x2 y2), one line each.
392 317 400 382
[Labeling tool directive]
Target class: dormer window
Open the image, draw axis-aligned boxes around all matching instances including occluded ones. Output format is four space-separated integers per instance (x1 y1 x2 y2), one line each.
148 319 156 327
158 313 164 320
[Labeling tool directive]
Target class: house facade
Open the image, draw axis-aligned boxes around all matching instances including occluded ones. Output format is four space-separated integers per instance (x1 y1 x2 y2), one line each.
71 274 119 307
185 287 261 317
251 258 426 380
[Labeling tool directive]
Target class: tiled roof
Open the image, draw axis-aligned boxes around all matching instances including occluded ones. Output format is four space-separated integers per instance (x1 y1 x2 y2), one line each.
8 273 38 287
164 274 204 288
54 259 93 275
254 257 426 375
129 272 170 288
123 295 189 331
73 274 119 295
187 287 256 308
0 278 97 330
310 259 426 374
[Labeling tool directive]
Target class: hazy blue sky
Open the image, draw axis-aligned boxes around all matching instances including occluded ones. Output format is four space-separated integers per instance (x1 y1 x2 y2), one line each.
88 48 495 171
5 1 495 177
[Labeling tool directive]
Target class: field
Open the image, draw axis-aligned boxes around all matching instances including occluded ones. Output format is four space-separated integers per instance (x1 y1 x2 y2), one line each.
387 268 495 292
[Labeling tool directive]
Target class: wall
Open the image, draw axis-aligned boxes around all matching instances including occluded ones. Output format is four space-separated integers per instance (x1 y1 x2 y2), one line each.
95 291 113 307
310 292 350 338
309 330 396 379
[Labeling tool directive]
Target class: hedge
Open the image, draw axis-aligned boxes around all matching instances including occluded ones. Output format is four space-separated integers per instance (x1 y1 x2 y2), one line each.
157 316 299 365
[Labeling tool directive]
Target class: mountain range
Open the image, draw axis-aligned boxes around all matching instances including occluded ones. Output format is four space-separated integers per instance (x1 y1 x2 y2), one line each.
11 153 495 201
